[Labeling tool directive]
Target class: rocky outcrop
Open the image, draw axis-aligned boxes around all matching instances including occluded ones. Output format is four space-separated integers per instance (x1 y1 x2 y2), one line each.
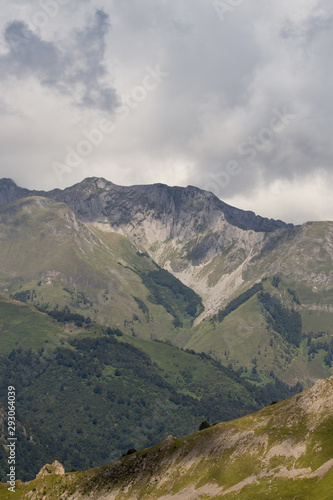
0 178 32 206
36 461 65 479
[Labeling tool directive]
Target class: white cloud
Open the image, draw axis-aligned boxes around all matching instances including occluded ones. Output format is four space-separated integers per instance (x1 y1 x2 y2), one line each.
224 172 333 224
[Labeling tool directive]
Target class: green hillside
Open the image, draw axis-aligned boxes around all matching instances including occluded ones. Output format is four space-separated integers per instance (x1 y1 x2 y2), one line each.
0 296 301 483
187 276 333 386
0 330 298 483
2 376 332 499
0 197 202 340
0 296 64 355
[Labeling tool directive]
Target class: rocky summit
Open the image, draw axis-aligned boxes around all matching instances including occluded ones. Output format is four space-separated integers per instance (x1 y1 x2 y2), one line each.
0 177 292 232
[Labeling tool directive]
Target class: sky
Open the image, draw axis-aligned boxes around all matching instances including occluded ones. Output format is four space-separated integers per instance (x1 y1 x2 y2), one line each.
0 0 332 224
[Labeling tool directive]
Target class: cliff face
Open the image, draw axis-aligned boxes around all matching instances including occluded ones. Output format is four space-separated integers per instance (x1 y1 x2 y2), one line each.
47 177 291 231
0 177 290 231
0 178 32 206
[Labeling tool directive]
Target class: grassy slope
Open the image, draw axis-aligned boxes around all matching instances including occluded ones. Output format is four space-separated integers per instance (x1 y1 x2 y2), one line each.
0 197 199 341
242 222 333 312
121 336 262 402
187 277 333 386
0 296 64 354
4 376 332 500
176 221 333 385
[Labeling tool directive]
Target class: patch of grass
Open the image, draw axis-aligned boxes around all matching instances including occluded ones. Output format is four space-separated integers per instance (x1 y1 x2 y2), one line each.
0 296 63 354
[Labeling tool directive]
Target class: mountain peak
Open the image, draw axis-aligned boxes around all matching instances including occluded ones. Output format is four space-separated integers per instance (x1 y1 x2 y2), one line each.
0 177 293 233
76 176 115 187
0 178 17 186
0 177 30 206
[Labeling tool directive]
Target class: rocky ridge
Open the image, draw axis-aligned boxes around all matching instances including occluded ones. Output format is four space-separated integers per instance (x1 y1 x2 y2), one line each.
0 177 292 233
0 177 295 316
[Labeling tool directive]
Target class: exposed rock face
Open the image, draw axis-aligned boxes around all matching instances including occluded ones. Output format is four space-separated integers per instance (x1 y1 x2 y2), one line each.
36 461 65 479
0 178 32 206
46 178 292 232
0 177 295 315
0 177 292 234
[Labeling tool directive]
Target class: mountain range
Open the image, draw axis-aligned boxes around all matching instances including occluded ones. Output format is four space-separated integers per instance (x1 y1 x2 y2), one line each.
0 176 332 486
0 177 332 385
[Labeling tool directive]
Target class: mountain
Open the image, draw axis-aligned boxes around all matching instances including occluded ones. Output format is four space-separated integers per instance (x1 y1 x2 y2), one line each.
0 177 292 232
0 177 332 492
0 178 333 386
0 177 295 318
0 195 204 339
3 375 332 499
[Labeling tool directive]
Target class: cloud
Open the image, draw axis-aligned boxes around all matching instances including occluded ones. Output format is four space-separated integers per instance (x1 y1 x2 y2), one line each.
225 171 333 224
0 96 16 116
0 9 118 112
0 0 332 224
2 20 60 77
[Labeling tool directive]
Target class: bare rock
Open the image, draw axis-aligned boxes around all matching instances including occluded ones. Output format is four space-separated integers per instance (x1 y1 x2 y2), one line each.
36 460 65 479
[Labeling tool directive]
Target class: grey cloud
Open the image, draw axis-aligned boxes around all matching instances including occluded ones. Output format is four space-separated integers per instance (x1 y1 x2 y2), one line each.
0 10 117 112
280 7 332 43
0 98 13 116
3 20 60 78
0 0 332 223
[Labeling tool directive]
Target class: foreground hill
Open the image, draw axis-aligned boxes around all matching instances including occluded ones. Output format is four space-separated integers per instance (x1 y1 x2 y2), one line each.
2 376 332 499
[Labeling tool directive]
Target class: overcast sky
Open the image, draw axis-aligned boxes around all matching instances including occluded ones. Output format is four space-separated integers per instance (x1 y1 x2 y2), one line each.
0 0 332 223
